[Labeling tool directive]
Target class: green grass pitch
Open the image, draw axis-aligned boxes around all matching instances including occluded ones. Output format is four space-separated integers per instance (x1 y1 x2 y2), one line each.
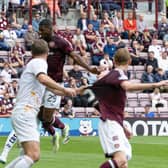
0 136 168 168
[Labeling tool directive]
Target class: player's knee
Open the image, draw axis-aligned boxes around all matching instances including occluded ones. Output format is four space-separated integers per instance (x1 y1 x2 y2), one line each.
27 151 40 162
113 152 128 168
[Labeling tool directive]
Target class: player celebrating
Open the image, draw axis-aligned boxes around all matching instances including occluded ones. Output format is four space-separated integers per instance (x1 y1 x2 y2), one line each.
82 48 168 168
37 19 99 145
5 39 76 168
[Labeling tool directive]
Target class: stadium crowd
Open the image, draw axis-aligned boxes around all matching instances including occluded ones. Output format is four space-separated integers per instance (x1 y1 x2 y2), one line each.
0 0 168 117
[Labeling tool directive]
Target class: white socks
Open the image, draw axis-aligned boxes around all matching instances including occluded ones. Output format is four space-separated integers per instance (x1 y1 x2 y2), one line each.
5 155 34 168
1 130 17 159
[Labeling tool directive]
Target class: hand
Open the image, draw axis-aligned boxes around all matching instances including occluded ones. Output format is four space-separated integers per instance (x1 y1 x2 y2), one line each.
123 126 133 140
89 66 100 75
63 88 76 97
75 85 88 95
157 80 168 88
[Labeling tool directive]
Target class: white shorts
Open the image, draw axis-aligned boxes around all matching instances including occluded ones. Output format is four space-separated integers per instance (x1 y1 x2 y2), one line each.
98 119 132 160
11 107 39 143
43 89 62 109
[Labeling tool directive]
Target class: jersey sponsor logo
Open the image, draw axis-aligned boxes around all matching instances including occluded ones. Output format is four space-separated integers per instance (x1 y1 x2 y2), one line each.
112 135 119 141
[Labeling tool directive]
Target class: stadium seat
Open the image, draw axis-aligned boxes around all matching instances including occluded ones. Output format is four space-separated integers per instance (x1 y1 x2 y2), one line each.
73 107 86 118
134 107 145 117
124 107 135 117
158 108 168 117
138 93 151 107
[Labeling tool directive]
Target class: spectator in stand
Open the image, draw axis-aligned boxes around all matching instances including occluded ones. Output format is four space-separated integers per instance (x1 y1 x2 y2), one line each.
61 98 75 118
20 18 29 37
0 92 13 115
72 28 87 49
123 11 137 39
84 23 97 51
83 72 97 85
154 68 168 83
1 24 17 48
106 25 119 41
150 88 167 108
90 36 104 65
158 51 168 71
8 40 25 77
137 14 147 34
0 62 17 83
101 12 113 32
103 37 117 60
141 29 152 52
68 64 83 83
112 11 126 38
89 14 100 32
145 51 159 74
0 33 10 51
62 27 73 44
129 40 145 65
0 11 8 32
8 79 18 102
24 24 38 51
8 12 22 37
32 12 42 32
96 25 106 44
99 53 113 70
141 65 155 92
142 104 155 118
73 39 89 64
162 41 168 53
148 0 153 14
77 12 90 31
148 39 162 60
158 16 168 40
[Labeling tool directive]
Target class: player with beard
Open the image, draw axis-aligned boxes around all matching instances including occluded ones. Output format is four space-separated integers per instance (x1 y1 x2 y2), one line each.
37 19 99 148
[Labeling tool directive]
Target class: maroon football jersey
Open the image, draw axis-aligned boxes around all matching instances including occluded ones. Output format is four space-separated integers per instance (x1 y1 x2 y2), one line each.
91 69 128 125
47 35 73 82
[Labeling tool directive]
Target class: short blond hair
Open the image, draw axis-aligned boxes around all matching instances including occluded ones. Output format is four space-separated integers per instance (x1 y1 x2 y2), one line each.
114 48 131 65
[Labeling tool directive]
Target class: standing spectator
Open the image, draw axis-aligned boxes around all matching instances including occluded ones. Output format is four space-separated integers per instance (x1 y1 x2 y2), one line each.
24 24 39 51
32 12 41 32
77 12 89 31
123 11 137 39
146 51 159 73
150 88 167 108
148 0 153 14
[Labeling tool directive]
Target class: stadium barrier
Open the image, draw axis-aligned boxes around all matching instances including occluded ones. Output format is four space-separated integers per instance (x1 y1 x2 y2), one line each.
0 118 168 136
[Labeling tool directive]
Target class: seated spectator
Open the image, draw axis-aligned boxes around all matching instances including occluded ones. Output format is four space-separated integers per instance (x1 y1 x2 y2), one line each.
145 51 158 74
99 53 113 70
77 12 89 31
148 39 162 60
141 65 155 92
82 72 97 85
154 68 168 82
101 12 113 32
62 27 73 44
0 62 17 83
150 88 167 108
24 24 39 51
61 98 75 118
103 37 117 60
32 12 42 32
0 92 13 115
142 104 155 118
8 79 18 102
72 28 87 49
106 25 119 41
68 64 83 83
0 33 10 51
158 51 168 71
96 24 106 44
123 11 137 39
73 40 89 64
158 16 168 40
162 40 168 53
89 14 100 31
129 40 146 65
20 18 29 37
0 11 8 32
137 14 147 33
141 29 152 52
90 37 104 65
1 25 17 48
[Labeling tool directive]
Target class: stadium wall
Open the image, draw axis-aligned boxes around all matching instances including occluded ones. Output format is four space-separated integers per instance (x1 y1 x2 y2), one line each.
0 118 168 136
